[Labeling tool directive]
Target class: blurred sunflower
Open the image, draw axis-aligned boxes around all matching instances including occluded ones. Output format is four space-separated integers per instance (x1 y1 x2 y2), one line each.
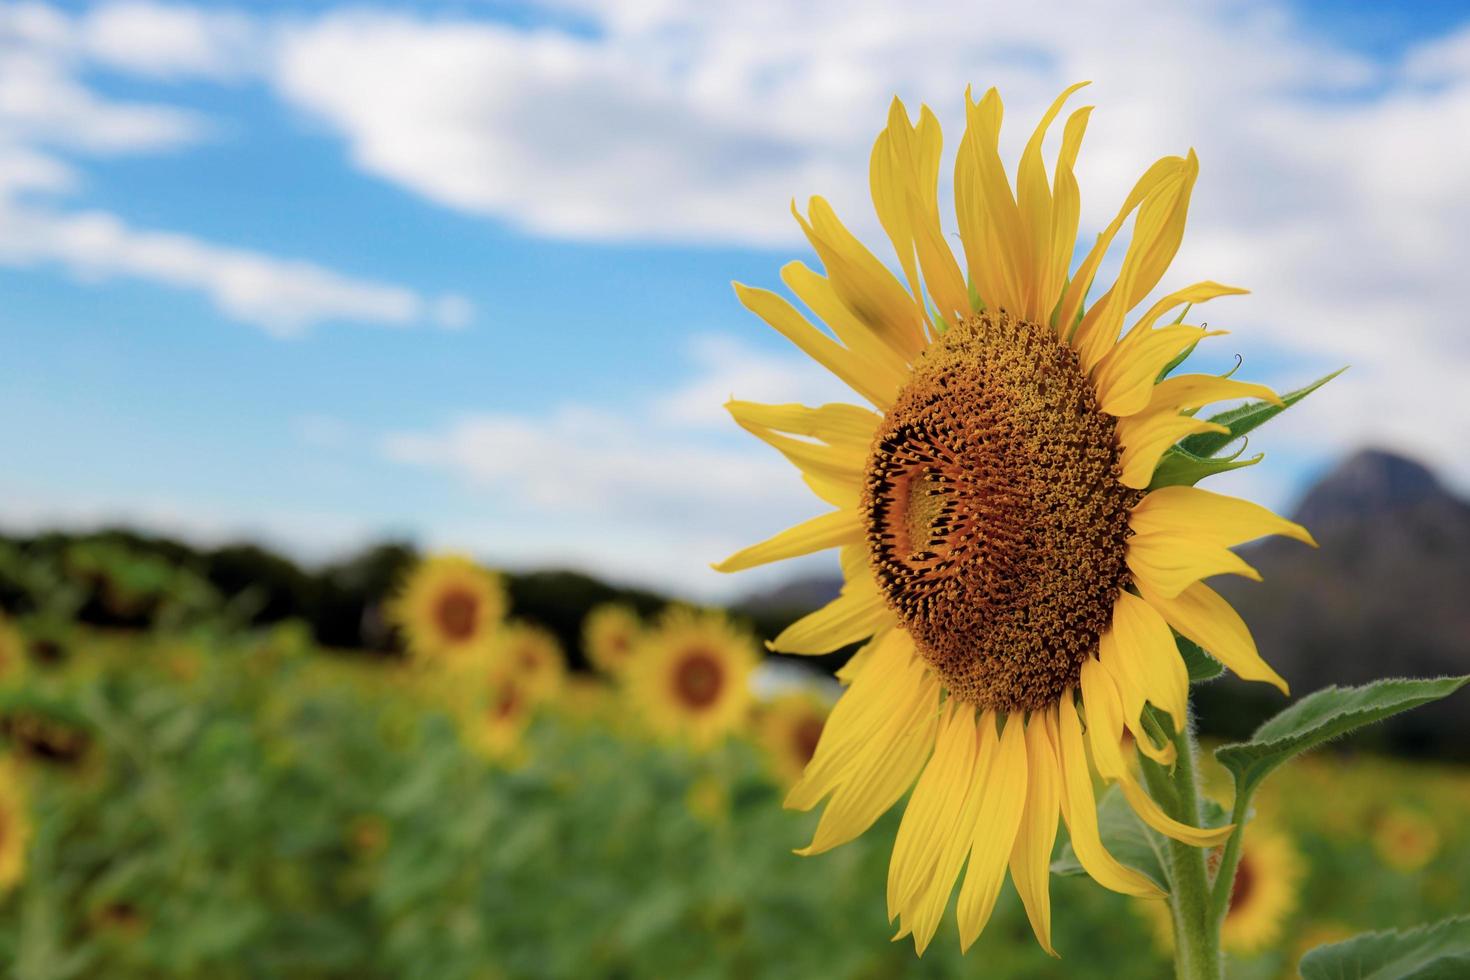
627 608 756 748
715 84 1315 954
757 692 830 787
389 554 506 665
1373 806 1440 872
0 761 30 892
1139 823 1302 955
470 668 535 760
493 621 567 703
582 603 642 677
0 616 26 689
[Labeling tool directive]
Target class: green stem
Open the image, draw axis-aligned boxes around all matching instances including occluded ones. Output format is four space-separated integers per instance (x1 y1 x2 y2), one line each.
1209 793 1251 926
1140 712 1221 980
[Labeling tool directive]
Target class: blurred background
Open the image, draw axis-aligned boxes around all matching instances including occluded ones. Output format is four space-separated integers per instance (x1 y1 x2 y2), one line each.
2 0 1469 977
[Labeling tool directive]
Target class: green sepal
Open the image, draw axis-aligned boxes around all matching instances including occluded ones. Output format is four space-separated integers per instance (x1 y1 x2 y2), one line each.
1050 784 1169 893
1300 915 1470 980
1176 634 1223 683
1215 675 1470 804
1178 367 1346 459
1155 316 1201 380
1148 440 1263 490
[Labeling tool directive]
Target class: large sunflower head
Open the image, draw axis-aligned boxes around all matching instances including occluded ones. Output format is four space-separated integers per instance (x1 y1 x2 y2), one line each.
492 621 567 703
388 554 506 665
0 759 31 893
757 692 831 787
715 84 1317 955
626 607 757 749
582 603 642 677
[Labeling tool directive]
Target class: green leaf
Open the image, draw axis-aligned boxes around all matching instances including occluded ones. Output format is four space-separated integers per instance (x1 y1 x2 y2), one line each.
1300 915 1470 980
1147 442 1263 490
1176 634 1223 683
1215 676 1470 802
1050 785 1168 892
1178 367 1345 459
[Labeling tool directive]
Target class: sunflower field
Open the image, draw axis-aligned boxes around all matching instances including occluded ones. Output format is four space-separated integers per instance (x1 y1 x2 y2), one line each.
0 540 1467 980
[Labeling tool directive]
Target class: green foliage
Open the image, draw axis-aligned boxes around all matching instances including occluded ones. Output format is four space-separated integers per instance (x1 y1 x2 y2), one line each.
1216 676 1470 803
1300 915 1470 980
1149 368 1345 489
1178 635 1224 683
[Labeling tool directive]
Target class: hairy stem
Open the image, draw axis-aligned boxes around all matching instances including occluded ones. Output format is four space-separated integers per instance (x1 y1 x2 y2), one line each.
1140 712 1221 980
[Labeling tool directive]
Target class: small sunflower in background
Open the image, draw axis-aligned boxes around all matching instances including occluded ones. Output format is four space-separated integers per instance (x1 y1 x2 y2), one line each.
1373 806 1441 873
389 554 506 666
493 621 567 703
582 603 642 677
626 608 756 749
469 667 536 761
0 616 27 689
714 83 1319 954
757 692 831 787
1138 823 1303 955
0 760 31 893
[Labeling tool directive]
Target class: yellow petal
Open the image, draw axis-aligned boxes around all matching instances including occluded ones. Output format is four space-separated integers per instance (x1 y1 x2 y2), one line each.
1094 327 1227 418
1044 104 1092 333
1016 82 1089 322
1006 713 1062 957
1123 280 1249 342
796 197 927 357
834 631 881 685
1144 373 1281 417
769 581 892 654
1107 591 1189 728
713 508 863 573
734 281 905 408
1096 628 1176 765
729 408 867 486
956 710 1029 950
1127 533 1262 597
724 399 881 450
1137 580 1289 695
1055 155 1186 343
1115 412 1229 488
907 174 970 325
889 704 987 954
1055 696 1163 898
1071 153 1199 372
787 631 917 809
954 86 1026 313
798 703 936 853
1081 659 1233 847
870 100 924 306
781 260 916 368
1131 485 1317 549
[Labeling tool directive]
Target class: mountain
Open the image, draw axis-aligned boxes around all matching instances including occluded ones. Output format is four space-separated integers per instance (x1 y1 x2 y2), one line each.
1212 448 1470 754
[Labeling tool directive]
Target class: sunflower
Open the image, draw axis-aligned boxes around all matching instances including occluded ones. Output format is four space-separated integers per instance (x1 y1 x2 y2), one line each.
715 84 1315 955
492 621 567 703
757 692 831 787
0 760 30 892
1372 806 1440 872
389 554 506 665
467 665 536 760
582 603 642 677
1139 823 1303 955
626 608 756 748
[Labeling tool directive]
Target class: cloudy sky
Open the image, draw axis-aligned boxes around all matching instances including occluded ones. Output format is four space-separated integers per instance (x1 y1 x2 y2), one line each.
2 0 1468 598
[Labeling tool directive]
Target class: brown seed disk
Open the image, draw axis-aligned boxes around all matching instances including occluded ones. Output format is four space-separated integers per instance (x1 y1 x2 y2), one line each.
433 588 480 641
861 311 1139 713
672 649 726 710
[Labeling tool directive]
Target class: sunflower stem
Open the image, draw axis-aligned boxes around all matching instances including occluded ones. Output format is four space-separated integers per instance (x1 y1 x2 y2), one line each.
1208 793 1251 928
1141 712 1221 980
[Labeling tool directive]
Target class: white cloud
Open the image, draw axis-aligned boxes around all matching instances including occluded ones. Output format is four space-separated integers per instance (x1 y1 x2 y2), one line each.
0 2 467 335
271 0 1470 490
0 201 470 337
381 334 849 596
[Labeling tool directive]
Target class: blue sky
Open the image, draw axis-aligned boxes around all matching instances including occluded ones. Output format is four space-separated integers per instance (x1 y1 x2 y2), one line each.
2 0 1468 597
